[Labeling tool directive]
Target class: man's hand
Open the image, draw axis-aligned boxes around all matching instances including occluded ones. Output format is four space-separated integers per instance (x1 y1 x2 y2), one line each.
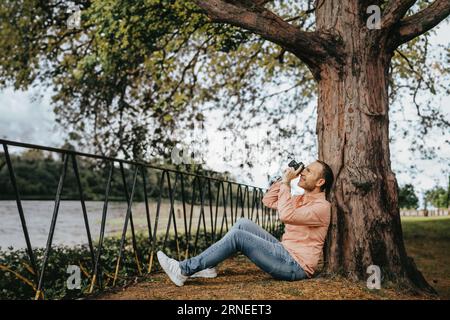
281 166 303 186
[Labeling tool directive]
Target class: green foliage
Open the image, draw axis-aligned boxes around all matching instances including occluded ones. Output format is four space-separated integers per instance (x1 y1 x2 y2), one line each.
398 184 419 209
0 0 316 166
0 0 448 180
0 232 214 299
425 186 449 208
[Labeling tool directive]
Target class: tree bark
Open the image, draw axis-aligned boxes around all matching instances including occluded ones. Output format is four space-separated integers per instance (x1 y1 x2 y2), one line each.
315 1 436 294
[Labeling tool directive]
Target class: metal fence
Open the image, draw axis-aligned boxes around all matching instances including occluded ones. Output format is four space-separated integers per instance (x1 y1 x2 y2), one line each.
0 139 280 300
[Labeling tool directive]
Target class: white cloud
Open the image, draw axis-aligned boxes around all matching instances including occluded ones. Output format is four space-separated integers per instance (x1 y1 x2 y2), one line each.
0 86 63 148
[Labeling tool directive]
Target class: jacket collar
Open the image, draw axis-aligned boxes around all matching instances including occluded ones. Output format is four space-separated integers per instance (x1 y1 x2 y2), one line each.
303 191 326 203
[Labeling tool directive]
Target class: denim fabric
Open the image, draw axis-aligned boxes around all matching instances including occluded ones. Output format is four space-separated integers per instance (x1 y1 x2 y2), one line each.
179 218 307 281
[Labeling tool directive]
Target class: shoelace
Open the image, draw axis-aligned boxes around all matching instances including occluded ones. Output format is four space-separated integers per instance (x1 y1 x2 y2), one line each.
167 258 180 274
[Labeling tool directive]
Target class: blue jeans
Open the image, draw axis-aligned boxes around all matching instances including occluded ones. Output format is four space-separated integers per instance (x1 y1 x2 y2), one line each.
179 218 307 281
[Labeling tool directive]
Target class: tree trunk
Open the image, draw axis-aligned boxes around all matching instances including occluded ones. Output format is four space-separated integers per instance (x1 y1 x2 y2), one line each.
314 1 436 295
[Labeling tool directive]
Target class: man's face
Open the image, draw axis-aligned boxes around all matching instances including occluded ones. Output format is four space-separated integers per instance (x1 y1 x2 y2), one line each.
297 161 324 191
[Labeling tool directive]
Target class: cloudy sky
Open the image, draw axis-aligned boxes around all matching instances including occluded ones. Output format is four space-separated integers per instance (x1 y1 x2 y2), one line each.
0 19 449 204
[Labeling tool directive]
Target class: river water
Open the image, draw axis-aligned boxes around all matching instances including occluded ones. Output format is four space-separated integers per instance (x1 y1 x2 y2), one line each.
0 200 229 250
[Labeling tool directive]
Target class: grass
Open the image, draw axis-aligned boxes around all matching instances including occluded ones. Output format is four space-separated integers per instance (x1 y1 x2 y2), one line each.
401 216 450 299
94 216 450 300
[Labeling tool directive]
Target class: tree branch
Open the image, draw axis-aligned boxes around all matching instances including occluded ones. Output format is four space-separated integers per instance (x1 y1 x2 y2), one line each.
391 0 450 47
381 0 417 29
192 0 343 77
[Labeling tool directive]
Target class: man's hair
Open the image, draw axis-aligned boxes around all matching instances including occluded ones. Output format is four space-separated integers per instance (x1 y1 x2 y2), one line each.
316 160 334 196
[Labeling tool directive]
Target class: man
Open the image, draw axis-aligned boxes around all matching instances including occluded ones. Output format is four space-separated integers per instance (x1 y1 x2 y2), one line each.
157 160 334 286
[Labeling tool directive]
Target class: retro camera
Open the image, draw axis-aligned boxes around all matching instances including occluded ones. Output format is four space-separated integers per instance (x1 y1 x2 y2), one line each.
287 160 305 172
269 160 305 186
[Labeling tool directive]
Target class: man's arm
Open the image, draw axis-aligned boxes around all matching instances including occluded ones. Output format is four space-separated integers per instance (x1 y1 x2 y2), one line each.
277 184 330 227
262 180 282 209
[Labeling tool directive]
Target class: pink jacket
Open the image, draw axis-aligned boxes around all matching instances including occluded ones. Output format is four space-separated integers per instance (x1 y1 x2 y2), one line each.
262 181 331 278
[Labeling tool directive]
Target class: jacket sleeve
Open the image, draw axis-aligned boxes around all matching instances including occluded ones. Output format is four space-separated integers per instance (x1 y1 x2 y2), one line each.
277 184 330 226
262 181 282 209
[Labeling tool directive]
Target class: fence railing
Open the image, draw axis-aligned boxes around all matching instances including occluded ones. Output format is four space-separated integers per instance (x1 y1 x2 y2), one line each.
0 139 280 300
400 208 449 217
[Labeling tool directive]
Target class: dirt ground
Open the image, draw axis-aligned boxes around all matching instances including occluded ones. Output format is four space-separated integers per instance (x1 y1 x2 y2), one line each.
91 217 450 300
91 255 438 300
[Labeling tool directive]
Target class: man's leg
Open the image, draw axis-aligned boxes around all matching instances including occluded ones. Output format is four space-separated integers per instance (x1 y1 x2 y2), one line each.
231 217 279 243
179 228 306 281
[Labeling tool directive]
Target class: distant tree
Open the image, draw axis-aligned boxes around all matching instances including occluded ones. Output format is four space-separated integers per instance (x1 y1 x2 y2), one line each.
398 184 419 209
425 186 448 208
20 149 47 161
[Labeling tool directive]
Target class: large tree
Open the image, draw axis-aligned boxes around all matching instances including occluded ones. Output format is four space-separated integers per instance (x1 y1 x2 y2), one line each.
1 0 449 293
193 0 448 294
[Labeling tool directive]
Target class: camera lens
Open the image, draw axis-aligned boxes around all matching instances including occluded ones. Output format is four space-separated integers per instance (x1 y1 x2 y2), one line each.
288 160 299 170
288 160 305 173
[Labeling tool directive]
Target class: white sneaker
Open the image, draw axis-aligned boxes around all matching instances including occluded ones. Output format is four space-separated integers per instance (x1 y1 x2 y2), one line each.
157 251 188 287
190 268 218 278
